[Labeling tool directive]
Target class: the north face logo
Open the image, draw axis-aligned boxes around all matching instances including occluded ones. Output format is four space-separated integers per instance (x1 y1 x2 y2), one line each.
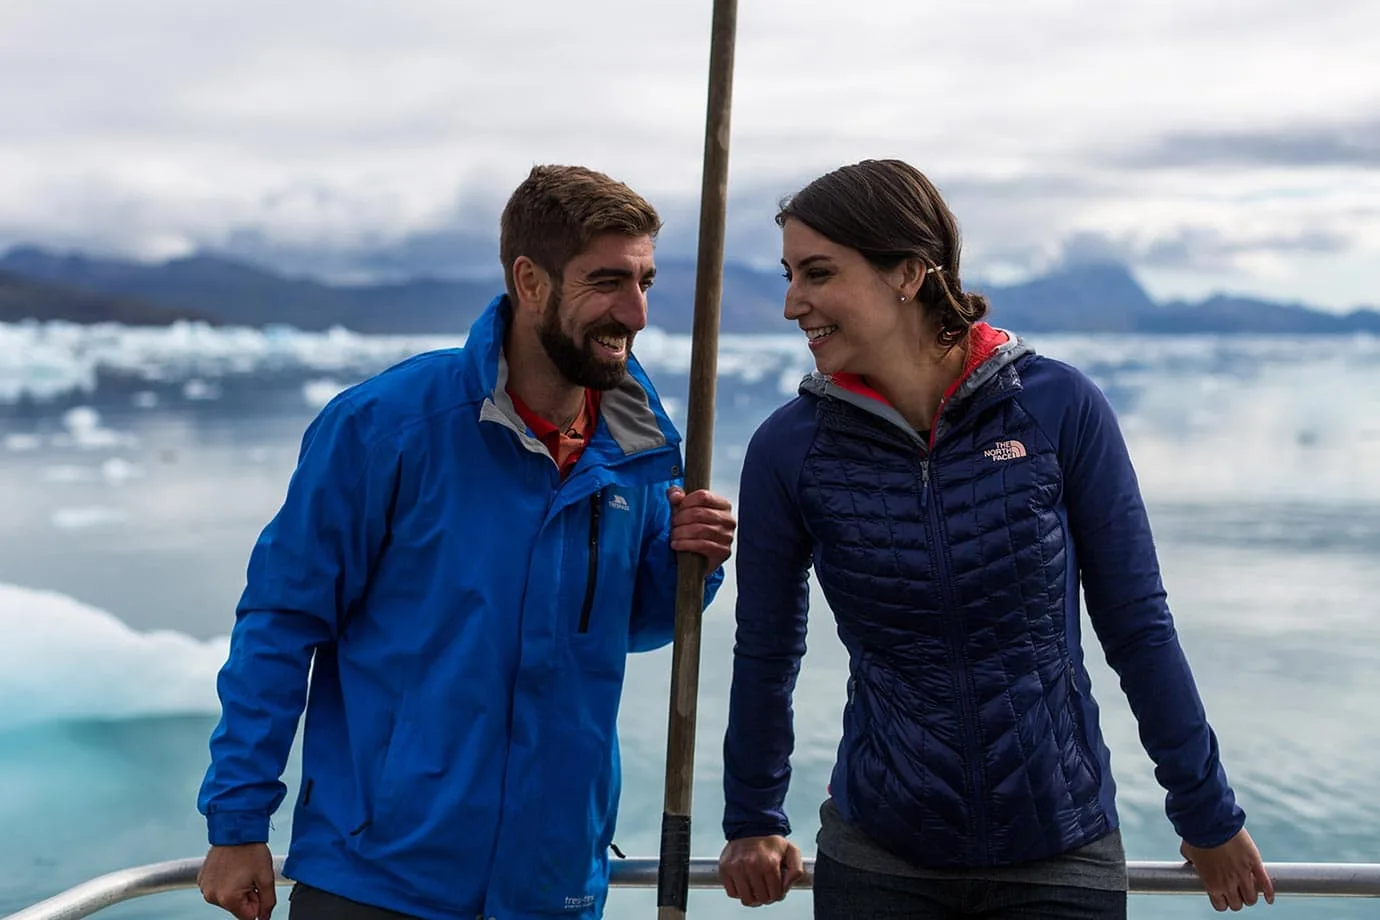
608 494 631 511
983 440 1027 462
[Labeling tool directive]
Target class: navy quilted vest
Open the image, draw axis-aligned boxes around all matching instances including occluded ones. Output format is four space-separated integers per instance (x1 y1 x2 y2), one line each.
800 354 1110 867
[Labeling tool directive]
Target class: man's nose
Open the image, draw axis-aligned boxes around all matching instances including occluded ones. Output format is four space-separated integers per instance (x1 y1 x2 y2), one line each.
614 287 649 332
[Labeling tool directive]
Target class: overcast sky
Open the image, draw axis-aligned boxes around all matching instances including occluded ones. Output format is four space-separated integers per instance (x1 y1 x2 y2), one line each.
1 0 1376 308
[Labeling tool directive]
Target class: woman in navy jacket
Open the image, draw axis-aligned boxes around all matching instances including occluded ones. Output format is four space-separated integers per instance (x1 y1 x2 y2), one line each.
717 159 1272 918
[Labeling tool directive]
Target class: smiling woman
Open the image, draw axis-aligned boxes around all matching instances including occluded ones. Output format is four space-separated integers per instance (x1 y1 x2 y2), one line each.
718 158 1276 919
776 160 989 431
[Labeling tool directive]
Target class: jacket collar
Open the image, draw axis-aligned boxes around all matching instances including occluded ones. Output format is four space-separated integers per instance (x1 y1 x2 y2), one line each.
467 294 681 459
799 323 1034 445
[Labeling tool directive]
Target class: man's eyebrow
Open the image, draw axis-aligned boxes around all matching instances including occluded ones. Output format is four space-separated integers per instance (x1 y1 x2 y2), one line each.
584 267 632 281
585 266 656 281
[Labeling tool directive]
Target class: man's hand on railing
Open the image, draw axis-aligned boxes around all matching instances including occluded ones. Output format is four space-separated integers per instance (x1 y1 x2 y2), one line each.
197 844 277 920
1181 828 1276 911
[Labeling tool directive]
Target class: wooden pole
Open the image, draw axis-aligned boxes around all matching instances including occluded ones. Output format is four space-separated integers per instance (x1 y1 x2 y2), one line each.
655 0 738 916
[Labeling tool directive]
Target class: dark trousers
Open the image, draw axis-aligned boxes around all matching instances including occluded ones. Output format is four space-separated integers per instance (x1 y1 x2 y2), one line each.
288 883 424 920
812 852 1128 920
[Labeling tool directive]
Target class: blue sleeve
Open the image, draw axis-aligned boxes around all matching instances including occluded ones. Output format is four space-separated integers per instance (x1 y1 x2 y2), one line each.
197 394 399 845
722 401 815 840
1031 359 1245 848
628 473 725 654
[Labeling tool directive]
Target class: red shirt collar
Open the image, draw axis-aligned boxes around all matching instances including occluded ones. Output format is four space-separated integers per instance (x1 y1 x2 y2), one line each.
508 387 600 439
830 322 1010 408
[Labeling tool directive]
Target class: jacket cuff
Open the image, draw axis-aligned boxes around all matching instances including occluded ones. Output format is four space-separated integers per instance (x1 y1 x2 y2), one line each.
207 809 271 846
1175 796 1247 850
1179 811 1247 850
724 818 792 841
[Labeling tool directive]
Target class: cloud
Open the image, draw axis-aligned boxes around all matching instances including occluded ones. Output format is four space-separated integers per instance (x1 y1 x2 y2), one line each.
1128 120 1380 168
1141 227 1352 267
1 0 1377 305
1048 226 1353 272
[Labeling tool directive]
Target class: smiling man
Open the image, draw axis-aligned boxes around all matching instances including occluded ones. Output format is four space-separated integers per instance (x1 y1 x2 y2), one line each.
196 165 736 920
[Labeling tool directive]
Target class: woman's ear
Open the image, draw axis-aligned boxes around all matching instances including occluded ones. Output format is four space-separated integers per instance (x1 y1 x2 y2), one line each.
896 257 929 301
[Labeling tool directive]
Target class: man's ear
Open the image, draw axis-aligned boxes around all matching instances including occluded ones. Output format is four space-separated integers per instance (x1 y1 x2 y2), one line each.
512 256 550 313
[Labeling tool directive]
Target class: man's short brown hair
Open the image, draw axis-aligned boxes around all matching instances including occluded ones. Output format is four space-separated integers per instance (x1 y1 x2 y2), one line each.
499 165 662 300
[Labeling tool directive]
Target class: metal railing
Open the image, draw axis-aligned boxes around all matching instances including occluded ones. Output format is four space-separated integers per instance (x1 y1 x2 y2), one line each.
5 857 1380 920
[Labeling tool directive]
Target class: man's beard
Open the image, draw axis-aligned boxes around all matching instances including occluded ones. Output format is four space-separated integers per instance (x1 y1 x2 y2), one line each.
537 289 633 391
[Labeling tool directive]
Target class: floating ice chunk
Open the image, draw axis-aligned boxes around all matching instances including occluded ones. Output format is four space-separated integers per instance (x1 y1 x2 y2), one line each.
57 406 137 449
0 581 227 732
41 465 97 483
61 406 101 434
101 457 143 484
182 379 221 401
51 507 127 529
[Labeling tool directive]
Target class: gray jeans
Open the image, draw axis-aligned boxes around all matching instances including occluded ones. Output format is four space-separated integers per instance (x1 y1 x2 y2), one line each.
812 852 1128 920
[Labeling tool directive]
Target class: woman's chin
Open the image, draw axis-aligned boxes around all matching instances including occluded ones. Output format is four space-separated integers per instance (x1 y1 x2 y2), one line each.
813 355 852 377
809 351 839 375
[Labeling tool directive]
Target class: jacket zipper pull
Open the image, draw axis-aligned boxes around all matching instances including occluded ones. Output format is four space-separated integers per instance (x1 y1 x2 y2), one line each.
920 458 930 503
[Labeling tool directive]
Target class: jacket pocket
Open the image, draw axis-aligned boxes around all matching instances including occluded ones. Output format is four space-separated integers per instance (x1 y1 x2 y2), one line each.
508 722 616 914
1064 663 1102 787
356 695 431 851
577 490 602 633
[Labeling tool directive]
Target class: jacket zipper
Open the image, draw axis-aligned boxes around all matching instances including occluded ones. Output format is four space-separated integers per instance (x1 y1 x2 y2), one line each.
577 490 602 633
920 452 989 862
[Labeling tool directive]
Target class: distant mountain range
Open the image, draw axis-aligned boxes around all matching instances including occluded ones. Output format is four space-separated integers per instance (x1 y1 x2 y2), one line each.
0 269 216 326
1 245 1377 336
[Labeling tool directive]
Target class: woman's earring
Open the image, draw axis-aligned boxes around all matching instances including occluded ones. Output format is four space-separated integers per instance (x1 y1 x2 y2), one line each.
899 294 908 302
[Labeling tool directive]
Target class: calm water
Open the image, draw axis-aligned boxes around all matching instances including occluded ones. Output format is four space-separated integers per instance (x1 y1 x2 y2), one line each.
1 323 1378 918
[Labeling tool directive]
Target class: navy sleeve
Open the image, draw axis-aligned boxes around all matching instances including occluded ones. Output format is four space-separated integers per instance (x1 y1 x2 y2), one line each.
1026 358 1245 848
197 393 399 845
722 399 816 840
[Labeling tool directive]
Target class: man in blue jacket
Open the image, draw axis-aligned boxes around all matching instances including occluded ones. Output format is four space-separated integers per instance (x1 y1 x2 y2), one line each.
196 165 735 920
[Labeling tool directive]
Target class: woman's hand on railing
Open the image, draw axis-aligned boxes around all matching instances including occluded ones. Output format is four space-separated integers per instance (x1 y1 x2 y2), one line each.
197 844 277 920
718 835 805 907
1180 828 1276 911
